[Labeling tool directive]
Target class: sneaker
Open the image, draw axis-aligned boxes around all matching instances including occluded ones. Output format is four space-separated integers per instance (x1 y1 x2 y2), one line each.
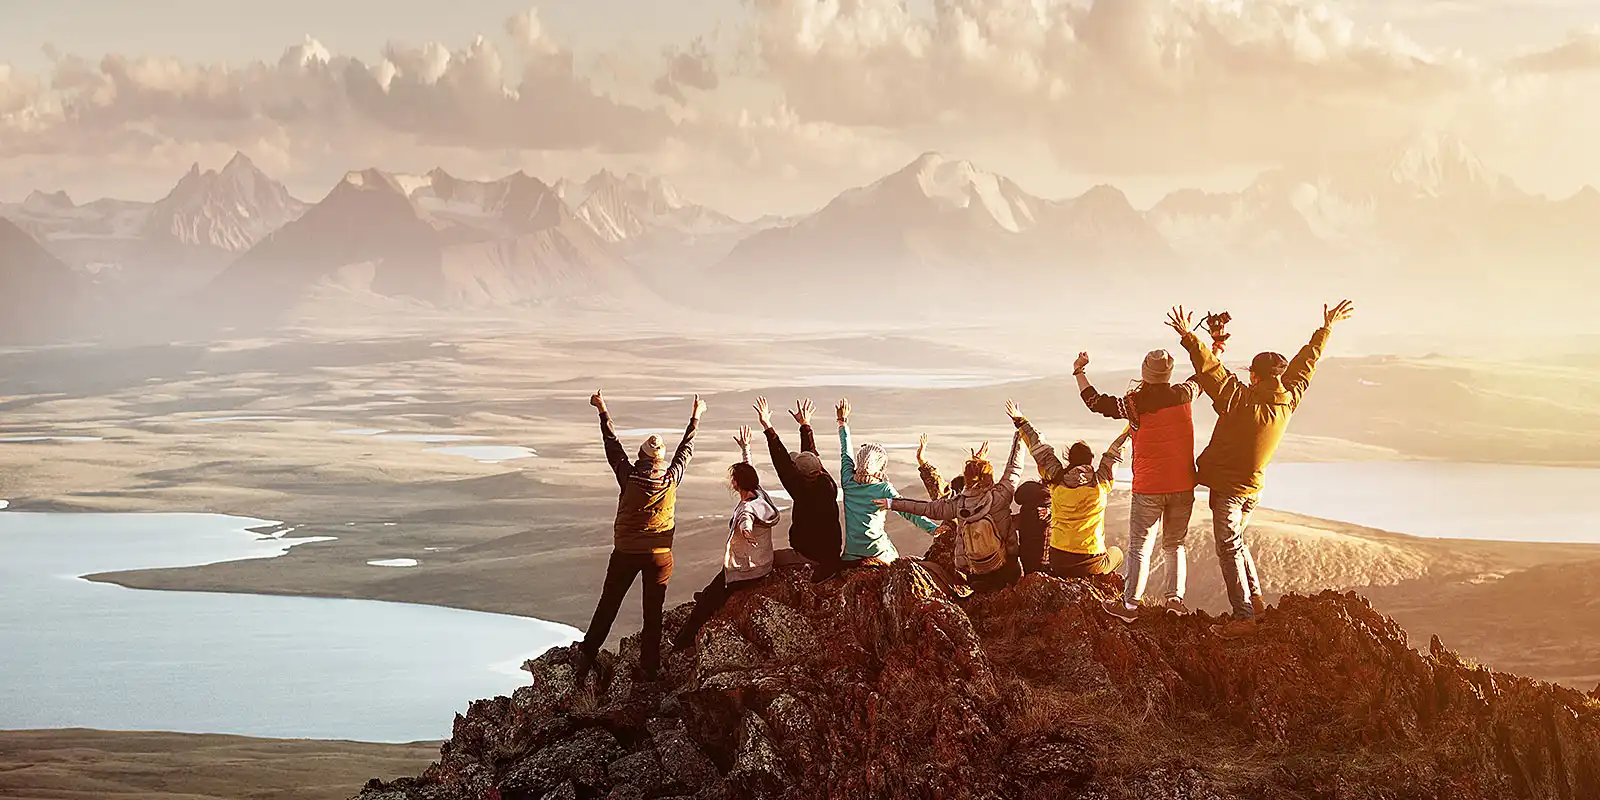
1213 618 1258 639
1251 594 1268 617
1162 598 1191 616
1101 599 1139 624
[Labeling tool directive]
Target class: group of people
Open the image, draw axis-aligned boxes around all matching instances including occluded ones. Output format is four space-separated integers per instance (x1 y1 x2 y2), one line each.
570 300 1356 685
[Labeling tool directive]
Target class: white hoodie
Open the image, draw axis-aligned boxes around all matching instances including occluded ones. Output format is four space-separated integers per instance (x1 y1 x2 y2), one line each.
725 489 781 583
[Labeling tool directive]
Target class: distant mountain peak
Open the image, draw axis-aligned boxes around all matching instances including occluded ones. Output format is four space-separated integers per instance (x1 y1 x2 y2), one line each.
139 155 306 253
1385 131 1507 199
22 190 75 211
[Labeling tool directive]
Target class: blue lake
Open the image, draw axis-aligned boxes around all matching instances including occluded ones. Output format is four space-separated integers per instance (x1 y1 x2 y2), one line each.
0 511 578 742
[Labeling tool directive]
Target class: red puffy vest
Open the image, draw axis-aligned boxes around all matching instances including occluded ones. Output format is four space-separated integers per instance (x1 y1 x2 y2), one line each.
1129 402 1197 495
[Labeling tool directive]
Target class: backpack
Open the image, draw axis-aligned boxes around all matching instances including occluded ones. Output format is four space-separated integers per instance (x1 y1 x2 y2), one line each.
959 512 1008 575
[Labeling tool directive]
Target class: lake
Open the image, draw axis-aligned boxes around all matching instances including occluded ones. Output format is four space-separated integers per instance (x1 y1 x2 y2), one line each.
1111 461 1600 543
0 511 579 743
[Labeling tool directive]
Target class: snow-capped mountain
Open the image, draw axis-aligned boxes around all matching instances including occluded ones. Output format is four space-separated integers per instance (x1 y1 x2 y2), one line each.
204 167 650 323
715 152 1171 287
554 170 741 244
142 152 306 255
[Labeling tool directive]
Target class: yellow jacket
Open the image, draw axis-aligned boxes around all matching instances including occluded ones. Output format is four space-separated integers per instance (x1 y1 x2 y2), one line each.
1014 418 1125 555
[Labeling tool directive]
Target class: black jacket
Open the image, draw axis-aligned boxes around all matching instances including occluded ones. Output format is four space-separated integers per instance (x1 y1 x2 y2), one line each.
763 425 843 564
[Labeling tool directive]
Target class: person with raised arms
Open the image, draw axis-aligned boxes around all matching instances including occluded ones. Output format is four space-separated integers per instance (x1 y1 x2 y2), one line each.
835 397 937 566
672 426 780 649
1006 399 1130 579
573 391 703 687
751 397 843 579
1167 300 1355 638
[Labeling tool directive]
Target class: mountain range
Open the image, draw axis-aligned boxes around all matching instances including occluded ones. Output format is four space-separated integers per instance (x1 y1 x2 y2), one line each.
3 133 1598 336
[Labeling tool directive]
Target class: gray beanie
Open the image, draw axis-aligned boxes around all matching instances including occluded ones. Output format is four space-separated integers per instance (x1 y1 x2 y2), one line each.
1142 349 1175 384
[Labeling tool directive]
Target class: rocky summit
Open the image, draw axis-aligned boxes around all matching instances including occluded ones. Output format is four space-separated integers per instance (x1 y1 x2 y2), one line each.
359 535 1600 800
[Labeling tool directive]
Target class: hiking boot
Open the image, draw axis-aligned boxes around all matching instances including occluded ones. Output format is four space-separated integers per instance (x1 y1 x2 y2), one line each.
1213 618 1258 639
1101 599 1139 624
1162 598 1191 616
1251 594 1268 617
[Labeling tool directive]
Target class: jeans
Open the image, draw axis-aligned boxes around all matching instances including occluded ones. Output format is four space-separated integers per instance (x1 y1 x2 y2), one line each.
1123 491 1195 605
675 570 764 647
577 550 673 680
1209 493 1261 620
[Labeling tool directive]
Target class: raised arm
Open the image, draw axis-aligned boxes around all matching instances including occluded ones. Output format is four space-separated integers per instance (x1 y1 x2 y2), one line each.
791 399 820 455
1284 301 1352 408
664 395 705 486
1170 306 1243 414
756 397 804 491
1075 352 1130 420
1006 399 1064 483
592 391 631 489
1097 425 1131 484
998 430 1024 491
734 426 752 465
914 434 945 498
836 399 855 483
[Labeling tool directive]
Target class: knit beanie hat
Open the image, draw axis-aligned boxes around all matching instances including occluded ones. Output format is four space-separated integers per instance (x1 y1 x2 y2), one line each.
854 443 888 483
1142 349 1175 384
791 451 825 478
637 434 666 463
1250 352 1289 378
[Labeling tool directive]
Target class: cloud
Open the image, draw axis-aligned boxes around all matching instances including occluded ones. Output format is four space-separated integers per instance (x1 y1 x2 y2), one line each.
0 8 674 166
1510 27 1600 73
745 0 1501 172
654 37 720 104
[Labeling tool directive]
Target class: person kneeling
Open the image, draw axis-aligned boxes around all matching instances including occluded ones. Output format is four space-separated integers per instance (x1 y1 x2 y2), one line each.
1007 400 1129 579
674 428 781 650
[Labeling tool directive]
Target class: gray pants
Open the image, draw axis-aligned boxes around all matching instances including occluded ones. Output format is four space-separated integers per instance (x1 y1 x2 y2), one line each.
1210 493 1263 620
1122 491 1195 605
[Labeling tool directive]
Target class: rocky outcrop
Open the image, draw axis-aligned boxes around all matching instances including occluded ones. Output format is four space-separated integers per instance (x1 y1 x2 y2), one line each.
358 538 1600 800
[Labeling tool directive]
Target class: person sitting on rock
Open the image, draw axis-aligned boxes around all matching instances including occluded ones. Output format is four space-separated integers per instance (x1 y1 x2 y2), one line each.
876 430 1026 593
1075 349 1203 623
751 397 843 580
836 398 937 566
1166 300 1355 639
1014 477 1052 574
672 427 781 649
574 391 702 686
1006 399 1129 579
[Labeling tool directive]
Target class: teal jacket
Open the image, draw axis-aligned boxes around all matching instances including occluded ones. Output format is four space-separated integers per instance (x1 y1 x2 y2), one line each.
838 423 936 561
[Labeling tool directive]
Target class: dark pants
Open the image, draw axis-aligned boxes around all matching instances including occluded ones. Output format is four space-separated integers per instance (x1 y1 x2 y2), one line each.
966 559 1023 593
577 549 673 681
675 571 764 647
1047 546 1124 579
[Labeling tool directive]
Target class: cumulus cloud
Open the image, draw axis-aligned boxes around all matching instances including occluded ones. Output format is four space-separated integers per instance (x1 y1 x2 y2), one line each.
653 37 720 104
744 0 1499 173
0 7 673 167
1510 27 1600 73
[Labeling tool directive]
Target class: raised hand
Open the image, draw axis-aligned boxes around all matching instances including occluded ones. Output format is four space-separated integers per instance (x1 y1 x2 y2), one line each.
790 398 813 426
691 394 707 420
1323 299 1355 328
1073 352 1090 373
589 390 607 413
753 396 773 429
872 497 892 511
1005 399 1023 422
734 425 752 448
836 398 851 425
1165 306 1193 336
915 434 928 467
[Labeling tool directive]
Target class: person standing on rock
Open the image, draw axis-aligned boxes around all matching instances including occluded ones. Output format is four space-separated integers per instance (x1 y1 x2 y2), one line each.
1006 400 1130 579
836 398 937 566
751 397 843 580
574 391 703 685
1167 300 1355 638
1075 349 1202 622
672 426 780 650
876 430 1027 592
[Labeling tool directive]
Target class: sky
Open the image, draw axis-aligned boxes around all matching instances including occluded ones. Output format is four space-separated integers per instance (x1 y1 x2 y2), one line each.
3 0 1600 215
